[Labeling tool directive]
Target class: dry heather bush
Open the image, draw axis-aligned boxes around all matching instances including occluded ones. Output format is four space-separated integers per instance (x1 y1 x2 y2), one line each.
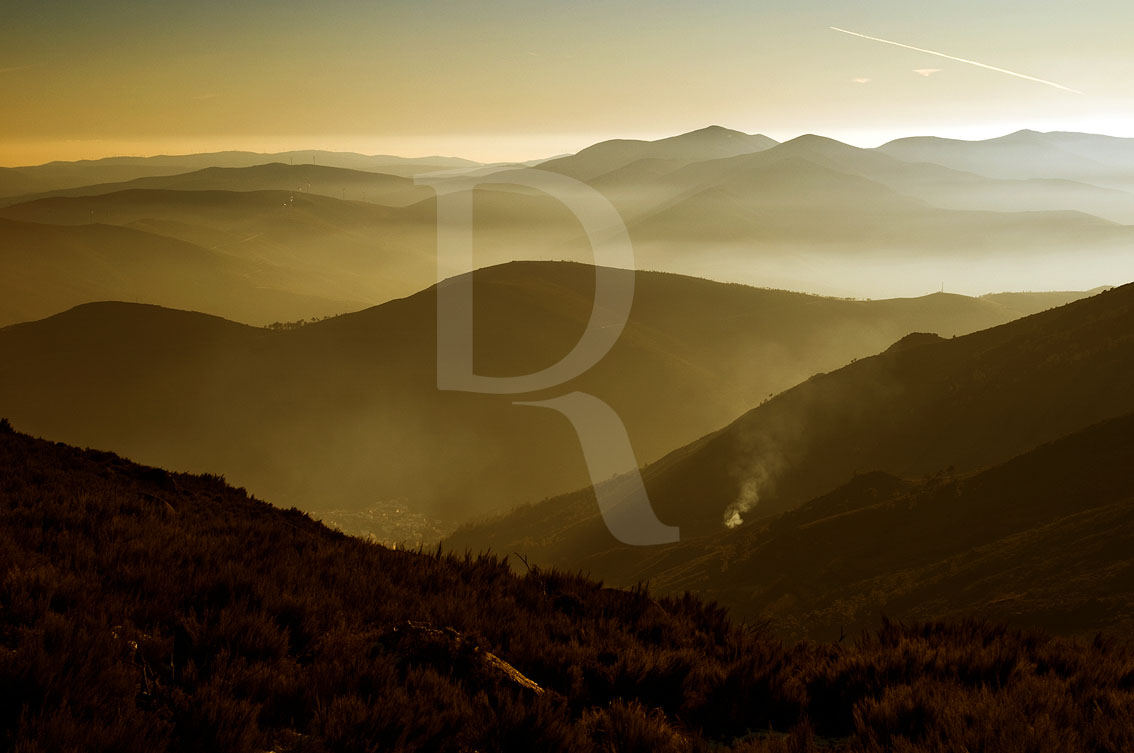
1 427 1132 752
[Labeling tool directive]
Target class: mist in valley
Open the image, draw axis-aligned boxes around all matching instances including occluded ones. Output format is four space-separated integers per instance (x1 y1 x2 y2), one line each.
5 1 1134 748
3 126 1134 545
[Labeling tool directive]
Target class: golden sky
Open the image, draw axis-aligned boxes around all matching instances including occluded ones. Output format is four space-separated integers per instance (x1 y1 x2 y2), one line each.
2 0 1132 165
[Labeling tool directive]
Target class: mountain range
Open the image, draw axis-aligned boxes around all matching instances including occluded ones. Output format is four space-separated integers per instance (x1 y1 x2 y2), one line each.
878 129 1134 191
448 283 1134 638
0 215 363 326
3 125 1133 641
569 130 1134 225
0 149 480 198
0 189 432 325
0 262 1090 539
537 125 780 181
2 126 1132 326
0 162 433 208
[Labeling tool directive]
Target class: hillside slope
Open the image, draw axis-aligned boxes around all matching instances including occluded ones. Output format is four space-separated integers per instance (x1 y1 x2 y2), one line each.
603 414 1134 640
449 284 1134 574
0 163 430 207
635 134 1134 225
539 125 778 181
1 423 1131 752
879 130 1134 191
625 148 1129 256
0 150 480 197
0 217 360 326
6 130 1132 303
0 189 438 313
572 130 1134 295
0 262 1088 537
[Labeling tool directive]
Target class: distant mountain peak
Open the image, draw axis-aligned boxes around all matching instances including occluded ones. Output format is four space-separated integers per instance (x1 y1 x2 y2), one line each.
659 125 776 147
995 129 1050 143
538 127 777 180
776 134 858 151
674 125 749 139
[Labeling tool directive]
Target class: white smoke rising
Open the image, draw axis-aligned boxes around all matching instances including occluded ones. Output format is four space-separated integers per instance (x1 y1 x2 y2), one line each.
723 460 779 529
723 479 758 528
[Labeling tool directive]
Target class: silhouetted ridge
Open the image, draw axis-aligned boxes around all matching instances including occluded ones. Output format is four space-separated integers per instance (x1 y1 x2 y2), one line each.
0 261 1079 535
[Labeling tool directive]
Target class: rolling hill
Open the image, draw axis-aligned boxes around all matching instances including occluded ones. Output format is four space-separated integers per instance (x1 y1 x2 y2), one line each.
0 150 481 198
666 134 1134 224
448 283 1134 585
878 130 1134 191
570 413 1134 641
0 188 439 316
538 125 778 181
0 163 432 208
619 135 1133 252
0 167 47 199
565 131 1134 227
0 180 623 320
0 217 361 326
550 131 1134 295
5 128 1132 305
0 262 1088 539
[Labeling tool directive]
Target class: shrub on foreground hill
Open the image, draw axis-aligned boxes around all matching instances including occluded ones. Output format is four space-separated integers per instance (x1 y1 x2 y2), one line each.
0 425 1131 752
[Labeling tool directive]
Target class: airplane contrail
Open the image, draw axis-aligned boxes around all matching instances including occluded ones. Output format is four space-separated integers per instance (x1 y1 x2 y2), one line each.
830 26 1082 94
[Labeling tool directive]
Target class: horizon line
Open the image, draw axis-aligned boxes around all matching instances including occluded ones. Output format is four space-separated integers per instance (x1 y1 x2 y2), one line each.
2 125 1132 168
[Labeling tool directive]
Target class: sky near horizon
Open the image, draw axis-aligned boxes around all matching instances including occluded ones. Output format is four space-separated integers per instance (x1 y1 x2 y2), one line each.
1 0 1132 165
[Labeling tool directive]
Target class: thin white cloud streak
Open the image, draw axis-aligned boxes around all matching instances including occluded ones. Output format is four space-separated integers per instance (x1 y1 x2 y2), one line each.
830 27 1082 94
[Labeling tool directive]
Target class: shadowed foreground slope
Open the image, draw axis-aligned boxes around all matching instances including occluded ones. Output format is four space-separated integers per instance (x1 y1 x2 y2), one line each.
1 422 1133 752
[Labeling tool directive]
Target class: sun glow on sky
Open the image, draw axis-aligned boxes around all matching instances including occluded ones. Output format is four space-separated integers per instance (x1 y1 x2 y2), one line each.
1 0 1132 165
